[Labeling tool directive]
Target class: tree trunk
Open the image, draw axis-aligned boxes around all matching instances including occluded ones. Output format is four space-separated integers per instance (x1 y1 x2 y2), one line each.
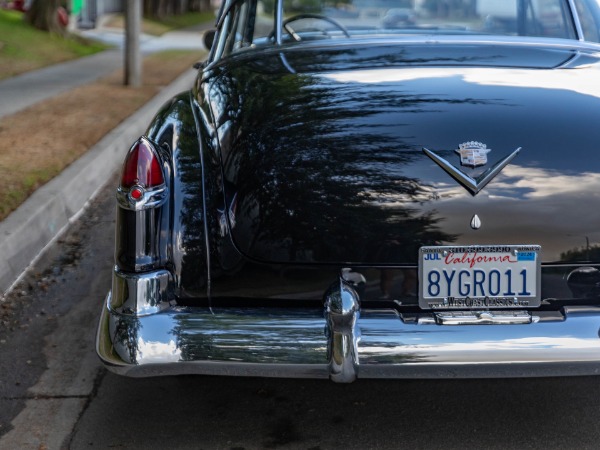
199 0 211 13
25 0 64 34
144 0 160 18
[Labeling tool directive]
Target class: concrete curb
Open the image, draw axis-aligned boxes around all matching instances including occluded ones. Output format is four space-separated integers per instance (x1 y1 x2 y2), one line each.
0 68 197 294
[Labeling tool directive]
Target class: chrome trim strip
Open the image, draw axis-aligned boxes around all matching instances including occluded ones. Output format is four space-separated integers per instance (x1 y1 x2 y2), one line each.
553 52 580 69
275 0 283 46
423 147 520 196
213 35 600 68
216 0 235 28
278 53 296 74
434 310 537 325
116 185 168 211
271 35 600 52
567 0 585 41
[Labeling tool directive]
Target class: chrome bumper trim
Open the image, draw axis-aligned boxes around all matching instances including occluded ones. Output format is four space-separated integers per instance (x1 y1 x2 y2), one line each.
110 267 172 316
324 278 360 383
97 274 600 382
432 310 537 325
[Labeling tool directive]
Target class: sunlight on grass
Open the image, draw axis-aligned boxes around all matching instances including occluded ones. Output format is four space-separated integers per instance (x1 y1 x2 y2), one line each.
0 9 106 80
104 11 215 36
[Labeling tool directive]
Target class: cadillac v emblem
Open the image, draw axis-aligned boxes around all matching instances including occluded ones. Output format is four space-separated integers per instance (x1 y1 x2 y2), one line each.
455 141 490 167
423 141 521 196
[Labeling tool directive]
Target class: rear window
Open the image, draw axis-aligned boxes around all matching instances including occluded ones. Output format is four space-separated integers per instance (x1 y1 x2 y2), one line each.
212 0 592 60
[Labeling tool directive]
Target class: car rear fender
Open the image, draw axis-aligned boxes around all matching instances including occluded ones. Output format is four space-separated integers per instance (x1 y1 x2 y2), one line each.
114 91 211 308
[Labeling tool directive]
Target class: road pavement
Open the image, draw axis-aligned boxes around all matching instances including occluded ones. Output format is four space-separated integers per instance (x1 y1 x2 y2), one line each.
1 178 600 448
0 173 117 449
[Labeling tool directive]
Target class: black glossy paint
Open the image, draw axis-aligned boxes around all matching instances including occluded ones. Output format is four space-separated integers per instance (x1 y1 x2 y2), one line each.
204 42 600 267
115 38 600 306
141 93 209 297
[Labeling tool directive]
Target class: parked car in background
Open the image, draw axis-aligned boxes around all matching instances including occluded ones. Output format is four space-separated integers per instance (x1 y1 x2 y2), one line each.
381 7 417 28
97 0 600 382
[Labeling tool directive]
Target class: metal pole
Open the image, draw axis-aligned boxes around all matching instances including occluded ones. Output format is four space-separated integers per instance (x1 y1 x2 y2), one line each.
125 0 142 87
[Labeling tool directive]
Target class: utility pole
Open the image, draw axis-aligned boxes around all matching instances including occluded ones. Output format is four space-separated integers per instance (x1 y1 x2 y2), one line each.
125 0 142 87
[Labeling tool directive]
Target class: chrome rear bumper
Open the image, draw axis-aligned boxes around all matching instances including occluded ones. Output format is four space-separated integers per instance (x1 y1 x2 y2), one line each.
96 271 600 381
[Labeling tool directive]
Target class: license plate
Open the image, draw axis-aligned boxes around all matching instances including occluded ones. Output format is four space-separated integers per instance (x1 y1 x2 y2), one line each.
418 245 541 309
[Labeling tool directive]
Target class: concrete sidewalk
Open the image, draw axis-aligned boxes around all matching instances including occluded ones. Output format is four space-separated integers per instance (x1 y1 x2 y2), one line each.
79 22 210 53
0 49 123 120
0 24 208 294
0 24 207 120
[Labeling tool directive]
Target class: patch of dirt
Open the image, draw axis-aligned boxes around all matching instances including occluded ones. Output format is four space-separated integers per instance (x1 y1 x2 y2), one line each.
0 50 203 221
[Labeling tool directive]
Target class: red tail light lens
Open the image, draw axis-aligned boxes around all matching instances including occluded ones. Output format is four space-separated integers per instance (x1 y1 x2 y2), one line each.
121 139 165 189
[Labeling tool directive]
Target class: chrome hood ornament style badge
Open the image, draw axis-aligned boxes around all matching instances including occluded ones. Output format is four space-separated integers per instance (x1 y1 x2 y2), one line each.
470 214 482 230
423 142 521 196
455 141 491 167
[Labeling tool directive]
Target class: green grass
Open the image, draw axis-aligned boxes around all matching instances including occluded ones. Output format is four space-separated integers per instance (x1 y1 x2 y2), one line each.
0 9 107 80
104 11 216 36
147 11 216 32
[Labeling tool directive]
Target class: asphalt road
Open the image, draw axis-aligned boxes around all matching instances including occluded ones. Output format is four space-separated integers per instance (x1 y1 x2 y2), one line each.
1 176 600 449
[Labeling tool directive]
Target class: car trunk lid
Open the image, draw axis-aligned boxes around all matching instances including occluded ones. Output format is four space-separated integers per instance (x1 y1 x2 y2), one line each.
209 43 600 265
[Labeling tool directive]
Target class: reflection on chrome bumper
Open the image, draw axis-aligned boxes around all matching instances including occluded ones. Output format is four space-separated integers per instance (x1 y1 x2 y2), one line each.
97 271 600 382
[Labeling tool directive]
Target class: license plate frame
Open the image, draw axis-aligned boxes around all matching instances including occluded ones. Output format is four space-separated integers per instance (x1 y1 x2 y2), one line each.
418 245 541 309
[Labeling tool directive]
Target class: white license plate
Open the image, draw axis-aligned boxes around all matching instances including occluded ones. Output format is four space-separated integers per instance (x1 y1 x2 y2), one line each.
418 245 541 309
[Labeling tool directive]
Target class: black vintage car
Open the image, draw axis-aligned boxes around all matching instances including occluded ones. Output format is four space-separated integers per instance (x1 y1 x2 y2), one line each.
97 0 600 382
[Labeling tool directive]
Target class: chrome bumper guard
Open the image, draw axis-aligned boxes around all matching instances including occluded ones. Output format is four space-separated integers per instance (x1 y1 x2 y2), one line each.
97 269 600 382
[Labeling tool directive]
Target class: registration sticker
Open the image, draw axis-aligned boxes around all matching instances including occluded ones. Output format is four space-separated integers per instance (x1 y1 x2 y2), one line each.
418 245 541 309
